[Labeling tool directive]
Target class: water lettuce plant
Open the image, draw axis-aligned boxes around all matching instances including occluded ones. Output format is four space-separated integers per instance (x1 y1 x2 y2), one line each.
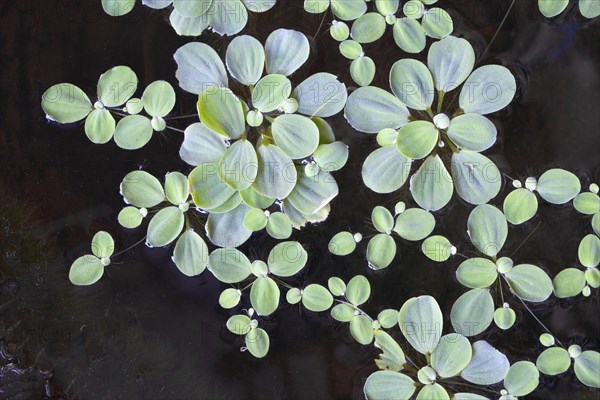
175 29 348 243
42 66 176 149
330 0 454 87
41 1 600 397
102 0 278 36
345 35 516 211
538 0 600 18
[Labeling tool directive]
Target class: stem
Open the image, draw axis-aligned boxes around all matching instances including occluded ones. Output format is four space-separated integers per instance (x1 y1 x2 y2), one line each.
436 91 445 114
165 114 198 120
482 0 516 58
113 236 147 257
441 132 459 154
334 299 374 322
426 108 435 119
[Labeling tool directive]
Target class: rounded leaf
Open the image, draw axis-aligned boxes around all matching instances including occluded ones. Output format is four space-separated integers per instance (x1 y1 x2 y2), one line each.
574 192 600 215
328 231 357 256
121 170 165 208
451 288 494 337
393 17 426 54
396 121 438 159
189 163 236 210
503 188 538 225
574 351 600 388
287 167 339 215
226 314 251 335
447 113 497 152
536 347 571 376
428 36 475 92
271 114 320 159
367 234 397 270
301 284 334 312
91 231 114 258
504 361 540 397
398 295 442 355
580 0 600 18
553 268 586 298
118 206 143 228
494 306 516 330
250 276 280 316
363 146 412 194
292 72 348 118
252 74 292 113
421 235 453 262
393 208 435 241
41 83 91 123
456 258 499 289
431 333 473 378
208 248 252 283
461 340 510 385
265 212 292 239
97 66 137 107
372 206 394 233
174 42 228 94
173 230 209 277
345 87 410 133
536 168 581 205
451 151 501 206
351 12 386 43
467 204 508 258
331 303 355 322
350 314 374 345
505 264 553 302
390 59 434 111
267 241 308 277
226 35 265 86
579 234 600 268
219 288 242 309
410 155 453 211
147 206 184 247
206 203 253 247
84 109 115 144
114 115 153 150
217 139 258 191
364 371 416 400
313 141 349 172
346 275 371 306
422 8 453 39
179 123 228 166
538 0 569 17
141 80 175 118
245 327 270 358
198 87 245 139
69 255 104 286
459 65 516 115
265 29 310 76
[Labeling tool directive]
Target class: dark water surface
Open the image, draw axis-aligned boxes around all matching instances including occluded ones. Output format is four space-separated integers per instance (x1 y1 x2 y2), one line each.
1 0 599 399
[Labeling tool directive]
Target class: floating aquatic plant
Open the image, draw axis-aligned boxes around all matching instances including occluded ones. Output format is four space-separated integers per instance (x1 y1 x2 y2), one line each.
42 66 176 149
345 35 516 211
538 0 600 19
102 0 277 36
330 0 454 87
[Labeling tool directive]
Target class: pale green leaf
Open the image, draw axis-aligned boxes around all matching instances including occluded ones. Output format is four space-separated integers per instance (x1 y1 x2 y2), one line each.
198 87 245 138
208 248 252 283
461 340 510 385
147 206 184 247
84 109 115 144
226 314 251 335
142 80 176 117
313 142 349 172
579 234 600 268
451 151 501 206
113 115 153 150
447 113 497 152
416 383 449 400
467 204 508 258
344 86 410 133
393 208 435 241
252 74 292 113
456 258 498 289
377 310 399 330
286 288 303 304
208 0 249 36
538 0 569 17
362 146 412 194
536 168 581 205
292 72 348 118
331 303 356 322
350 56 376 87
173 0 211 17
350 314 374 345
245 327 270 358
271 114 319 159
372 206 394 233
121 170 165 208
179 123 228 166
328 231 357 256
393 17 426 54
69 255 104 286
97 66 137 107
451 288 494 337
169 8 210 36
346 275 371 306
363 371 416 400
172 230 209 277
376 0 399 15
504 264 553 302
243 208 268 231
351 12 386 43
389 59 434 111
287 167 339 215
118 206 143 228
503 188 538 225
574 351 600 388
301 284 334 312
240 186 275 209
174 42 228 94
41 83 91 123
553 268 586 298
367 234 396 269
374 330 406 371
431 334 472 378
396 120 438 159
267 241 308 277
504 361 540 396
189 163 236 210
252 144 297 199
101 0 136 16
339 39 363 60
580 0 600 18
328 277 346 296
265 212 292 239
459 66 516 115
422 235 453 262
164 172 188 205
536 347 571 376
330 0 368 20
398 295 442 355
422 8 453 39
428 36 475 92
205 191 243 214
217 139 258 191
494 306 516 330
265 28 310 76
206 203 253 247
219 288 241 309
241 0 276 12
410 155 453 211
574 192 600 215
225 35 265 85
91 231 114 258
250 276 280 316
